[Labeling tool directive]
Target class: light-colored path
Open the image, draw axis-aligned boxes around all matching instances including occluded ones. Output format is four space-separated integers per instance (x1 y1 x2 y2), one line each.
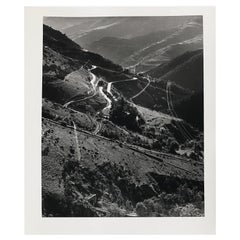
72 121 81 161
63 65 103 135
166 81 193 141
130 76 151 102
99 86 112 116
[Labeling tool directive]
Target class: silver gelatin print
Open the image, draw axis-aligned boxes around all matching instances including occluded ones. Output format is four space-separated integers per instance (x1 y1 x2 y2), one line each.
41 16 205 218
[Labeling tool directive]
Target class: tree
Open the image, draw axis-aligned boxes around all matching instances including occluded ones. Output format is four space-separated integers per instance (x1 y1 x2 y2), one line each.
152 140 162 151
169 141 179 154
136 202 148 217
109 97 145 132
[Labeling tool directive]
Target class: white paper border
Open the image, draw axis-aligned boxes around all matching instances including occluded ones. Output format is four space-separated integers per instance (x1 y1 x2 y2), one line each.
24 6 215 234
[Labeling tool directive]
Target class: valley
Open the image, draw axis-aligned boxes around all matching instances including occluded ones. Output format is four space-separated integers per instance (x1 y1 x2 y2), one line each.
42 18 204 217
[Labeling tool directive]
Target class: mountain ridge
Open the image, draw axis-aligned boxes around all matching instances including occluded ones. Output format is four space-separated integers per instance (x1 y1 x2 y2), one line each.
41 22 205 217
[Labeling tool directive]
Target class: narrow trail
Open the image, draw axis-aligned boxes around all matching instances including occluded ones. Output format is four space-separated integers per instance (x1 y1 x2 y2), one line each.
43 117 201 178
102 76 139 116
130 76 151 102
124 27 185 67
63 89 98 108
169 92 194 141
99 86 112 116
168 82 194 140
166 81 193 141
166 81 190 141
63 65 104 135
89 65 98 92
105 76 144 104
92 121 102 135
72 121 81 162
106 82 113 97
62 66 142 135
106 77 138 99
63 66 99 108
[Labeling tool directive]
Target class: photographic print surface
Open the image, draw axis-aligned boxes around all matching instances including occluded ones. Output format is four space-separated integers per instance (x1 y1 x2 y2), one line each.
42 16 204 217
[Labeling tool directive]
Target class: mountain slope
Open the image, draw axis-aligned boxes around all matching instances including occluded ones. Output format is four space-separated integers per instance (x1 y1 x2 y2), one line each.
86 30 174 64
122 21 203 72
148 49 203 92
44 17 203 73
43 24 123 72
42 23 204 217
175 91 204 131
43 24 125 106
71 16 199 47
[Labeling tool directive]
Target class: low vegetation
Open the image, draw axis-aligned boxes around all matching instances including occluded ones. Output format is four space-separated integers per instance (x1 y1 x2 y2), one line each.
41 23 204 218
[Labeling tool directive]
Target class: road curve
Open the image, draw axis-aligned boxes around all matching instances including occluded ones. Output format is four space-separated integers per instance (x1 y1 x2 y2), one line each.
63 65 103 135
130 76 151 102
99 86 112 116
106 77 138 101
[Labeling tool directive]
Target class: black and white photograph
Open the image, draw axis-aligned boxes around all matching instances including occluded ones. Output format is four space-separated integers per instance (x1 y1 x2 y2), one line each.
41 15 205 218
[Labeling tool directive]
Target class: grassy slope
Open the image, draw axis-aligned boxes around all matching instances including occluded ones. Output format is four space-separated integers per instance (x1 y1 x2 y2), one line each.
42 25 204 217
42 118 204 216
43 24 123 72
122 23 203 71
87 30 173 64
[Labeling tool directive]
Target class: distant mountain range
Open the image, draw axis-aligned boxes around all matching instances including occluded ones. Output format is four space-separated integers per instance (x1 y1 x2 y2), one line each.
44 16 199 44
42 19 205 218
121 21 203 72
44 16 203 72
43 22 203 129
43 24 122 72
85 30 174 65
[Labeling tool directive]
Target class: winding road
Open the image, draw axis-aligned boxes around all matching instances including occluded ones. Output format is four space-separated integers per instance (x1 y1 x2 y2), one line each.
89 65 98 91
43 117 201 178
63 65 103 135
99 86 112 116
104 76 151 102
130 76 151 102
105 77 138 101
63 66 99 108
63 65 151 136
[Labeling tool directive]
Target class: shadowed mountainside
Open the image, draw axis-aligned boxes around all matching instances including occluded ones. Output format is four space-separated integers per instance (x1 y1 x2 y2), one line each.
42 23 204 217
86 30 174 64
148 49 203 92
44 16 202 73
43 24 123 72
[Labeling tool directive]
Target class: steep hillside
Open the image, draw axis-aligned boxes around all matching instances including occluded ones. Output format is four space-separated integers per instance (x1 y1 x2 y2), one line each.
175 91 204 131
43 17 123 41
122 21 203 72
42 23 204 217
148 49 203 92
42 117 204 217
71 16 199 47
86 30 174 64
43 24 122 72
42 26 191 114
43 24 124 106
44 16 202 69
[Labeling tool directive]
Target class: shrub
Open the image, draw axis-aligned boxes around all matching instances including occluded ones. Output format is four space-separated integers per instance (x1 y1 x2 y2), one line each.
107 203 124 217
136 202 148 217
169 203 203 217
169 140 179 154
42 147 49 156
